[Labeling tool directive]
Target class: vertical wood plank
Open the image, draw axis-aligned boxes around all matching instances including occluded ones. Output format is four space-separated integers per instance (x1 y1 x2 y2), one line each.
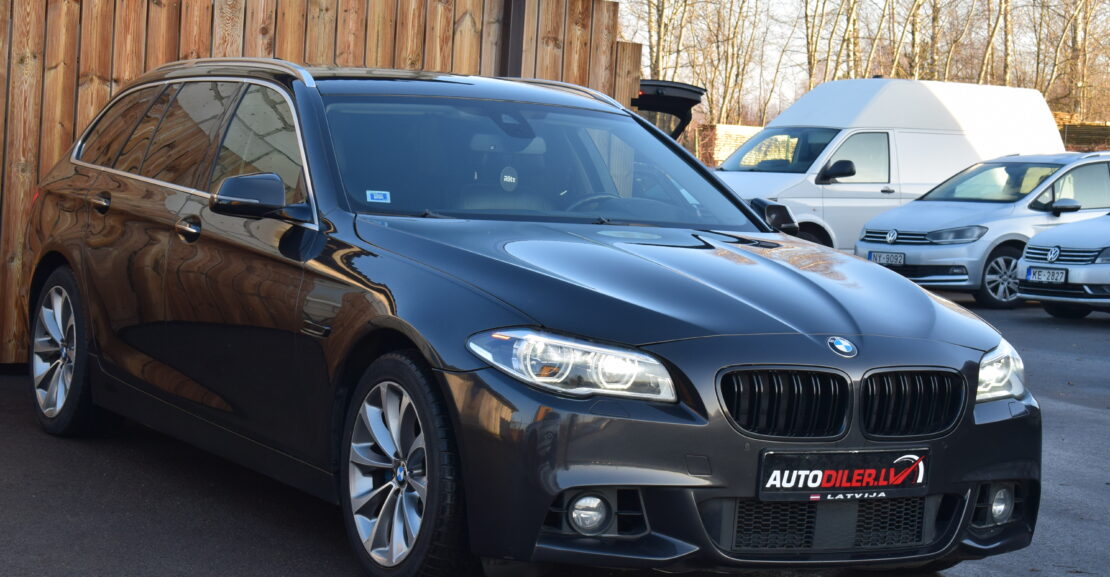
519 0 538 77
586 0 615 94
112 0 149 91
0 0 47 361
244 0 279 58
40 0 80 175
394 0 426 69
452 0 481 74
0 0 10 188
146 0 182 70
275 0 308 62
77 0 114 134
305 0 338 65
366 0 397 67
336 0 367 66
535 0 564 80
478 0 503 76
424 0 453 72
561 0 590 86
612 40 641 107
212 0 246 57
179 0 214 60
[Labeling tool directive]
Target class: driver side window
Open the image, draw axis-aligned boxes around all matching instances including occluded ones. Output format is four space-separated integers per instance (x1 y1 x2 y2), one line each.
825 132 890 183
1052 163 1110 210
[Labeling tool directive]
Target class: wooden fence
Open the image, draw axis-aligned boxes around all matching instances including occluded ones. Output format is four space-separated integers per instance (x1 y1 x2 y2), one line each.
0 0 642 364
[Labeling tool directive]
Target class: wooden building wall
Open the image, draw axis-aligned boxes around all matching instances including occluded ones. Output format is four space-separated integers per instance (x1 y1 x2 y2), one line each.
0 0 642 364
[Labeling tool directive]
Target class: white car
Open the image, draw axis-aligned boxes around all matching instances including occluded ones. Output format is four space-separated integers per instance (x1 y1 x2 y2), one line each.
1018 215 1110 318
716 78 1064 249
855 152 1110 308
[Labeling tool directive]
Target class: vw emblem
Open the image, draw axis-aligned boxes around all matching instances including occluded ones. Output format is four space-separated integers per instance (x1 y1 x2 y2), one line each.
1046 246 1061 263
827 336 858 358
885 230 898 244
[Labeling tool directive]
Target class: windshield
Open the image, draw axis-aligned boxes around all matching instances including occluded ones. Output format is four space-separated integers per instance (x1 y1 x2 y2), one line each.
920 162 1063 203
321 95 758 230
719 127 840 173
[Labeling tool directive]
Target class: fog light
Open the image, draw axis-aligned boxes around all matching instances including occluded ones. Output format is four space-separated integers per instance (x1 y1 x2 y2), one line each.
568 495 610 535
950 266 967 275
990 486 1014 524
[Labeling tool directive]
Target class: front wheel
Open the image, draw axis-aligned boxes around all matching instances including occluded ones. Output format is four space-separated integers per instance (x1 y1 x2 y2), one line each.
1043 302 1092 319
974 246 1023 309
341 351 474 577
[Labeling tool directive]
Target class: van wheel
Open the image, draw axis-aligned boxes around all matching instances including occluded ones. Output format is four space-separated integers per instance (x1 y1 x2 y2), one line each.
974 246 1023 309
341 351 475 577
29 266 115 436
1043 302 1091 319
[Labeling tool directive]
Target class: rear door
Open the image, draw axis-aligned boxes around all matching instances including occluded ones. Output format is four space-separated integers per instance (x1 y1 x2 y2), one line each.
159 82 314 460
818 131 899 249
80 83 186 387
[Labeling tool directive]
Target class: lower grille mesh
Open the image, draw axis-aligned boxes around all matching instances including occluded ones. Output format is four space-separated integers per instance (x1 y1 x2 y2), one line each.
734 501 816 550
854 497 927 547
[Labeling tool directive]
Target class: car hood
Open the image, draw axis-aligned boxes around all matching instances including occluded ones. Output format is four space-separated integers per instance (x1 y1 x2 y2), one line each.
714 170 808 200
355 216 1001 351
1027 214 1110 249
865 200 1014 232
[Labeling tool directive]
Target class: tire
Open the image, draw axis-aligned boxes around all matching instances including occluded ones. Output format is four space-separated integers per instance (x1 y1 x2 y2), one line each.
340 350 475 577
974 246 1023 309
1043 302 1092 319
28 266 113 436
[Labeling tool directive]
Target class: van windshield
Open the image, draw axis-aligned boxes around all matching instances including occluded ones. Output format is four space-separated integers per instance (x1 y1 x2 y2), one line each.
321 95 758 231
719 127 840 173
920 162 1062 203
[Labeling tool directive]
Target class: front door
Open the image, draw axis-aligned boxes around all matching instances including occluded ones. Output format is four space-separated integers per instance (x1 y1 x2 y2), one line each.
819 131 899 249
159 82 315 461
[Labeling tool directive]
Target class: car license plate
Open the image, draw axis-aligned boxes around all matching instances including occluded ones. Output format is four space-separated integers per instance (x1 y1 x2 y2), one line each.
868 251 905 266
1026 267 1066 284
759 450 929 501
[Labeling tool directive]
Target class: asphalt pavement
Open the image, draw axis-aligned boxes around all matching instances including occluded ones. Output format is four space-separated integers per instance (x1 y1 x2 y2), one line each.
0 294 1107 577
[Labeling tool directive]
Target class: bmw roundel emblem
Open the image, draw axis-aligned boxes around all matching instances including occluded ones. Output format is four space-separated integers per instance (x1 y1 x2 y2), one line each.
1046 246 1061 263
827 336 858 358
885 230 899 244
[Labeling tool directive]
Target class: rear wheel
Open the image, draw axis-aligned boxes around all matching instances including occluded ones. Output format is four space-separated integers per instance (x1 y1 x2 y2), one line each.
29 266 113 436
974 246 1023 309
341 351 474 577
1043 302 1092 319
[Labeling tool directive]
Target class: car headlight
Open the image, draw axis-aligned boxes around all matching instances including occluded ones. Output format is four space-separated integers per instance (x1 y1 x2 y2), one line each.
1096 247 1110 264
467 329 677 402
926 226 988 244
977 338 1025 402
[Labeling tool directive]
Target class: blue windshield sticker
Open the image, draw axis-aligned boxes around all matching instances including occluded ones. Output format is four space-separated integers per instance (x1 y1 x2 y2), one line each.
366 190 391 203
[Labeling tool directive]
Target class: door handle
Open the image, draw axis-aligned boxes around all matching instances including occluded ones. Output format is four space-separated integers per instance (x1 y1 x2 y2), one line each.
90 192 111 214
880 187 896 194
174 216 202 242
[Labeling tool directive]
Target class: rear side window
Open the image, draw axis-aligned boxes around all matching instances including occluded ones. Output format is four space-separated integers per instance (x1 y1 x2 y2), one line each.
79 86 164 166
1054 163 1110 209
825 132 889 183
141 82 239 188
114 85 180 174
208 85 306 204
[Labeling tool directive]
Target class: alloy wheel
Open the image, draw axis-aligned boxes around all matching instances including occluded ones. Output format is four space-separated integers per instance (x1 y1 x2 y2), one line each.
984 255 1020 303
31 286 76 418
348 380 427 567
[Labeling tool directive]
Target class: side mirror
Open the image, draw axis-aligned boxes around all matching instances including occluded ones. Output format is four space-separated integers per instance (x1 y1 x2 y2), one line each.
1050 197 1082 216
210 173 289 219
750 197 800 236
816 159 856 184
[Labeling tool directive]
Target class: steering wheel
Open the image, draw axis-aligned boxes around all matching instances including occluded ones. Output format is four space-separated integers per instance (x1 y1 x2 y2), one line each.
566 193 621 212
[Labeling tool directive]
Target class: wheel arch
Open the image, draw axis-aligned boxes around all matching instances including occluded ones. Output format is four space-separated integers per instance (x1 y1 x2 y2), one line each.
797 221 835 247
28 252 72 320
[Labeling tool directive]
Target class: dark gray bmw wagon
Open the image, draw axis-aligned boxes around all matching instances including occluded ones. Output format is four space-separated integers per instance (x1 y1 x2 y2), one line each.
22 58 1040 577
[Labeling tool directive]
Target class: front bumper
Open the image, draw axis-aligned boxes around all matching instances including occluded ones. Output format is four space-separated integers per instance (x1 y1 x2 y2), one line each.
441 334 1041 570
1017 259 1110 308
855 241 986 290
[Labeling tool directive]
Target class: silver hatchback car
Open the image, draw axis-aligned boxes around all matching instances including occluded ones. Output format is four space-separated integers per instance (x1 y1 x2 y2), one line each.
855 152 1110 307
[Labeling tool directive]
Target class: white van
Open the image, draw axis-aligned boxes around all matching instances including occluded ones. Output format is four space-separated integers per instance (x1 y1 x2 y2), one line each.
715 78 1065 249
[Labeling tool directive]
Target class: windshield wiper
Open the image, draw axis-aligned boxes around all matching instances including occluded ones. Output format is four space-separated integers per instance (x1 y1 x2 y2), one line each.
419 209 452 218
